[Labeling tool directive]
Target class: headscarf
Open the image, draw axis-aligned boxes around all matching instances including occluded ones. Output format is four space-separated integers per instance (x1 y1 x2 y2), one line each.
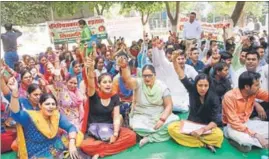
38 53 46 75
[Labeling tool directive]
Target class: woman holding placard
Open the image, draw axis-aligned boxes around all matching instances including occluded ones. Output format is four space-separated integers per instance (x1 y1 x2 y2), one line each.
168 50 224 153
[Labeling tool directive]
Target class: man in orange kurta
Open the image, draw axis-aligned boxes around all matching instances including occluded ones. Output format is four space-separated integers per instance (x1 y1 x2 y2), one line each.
222 71 269 152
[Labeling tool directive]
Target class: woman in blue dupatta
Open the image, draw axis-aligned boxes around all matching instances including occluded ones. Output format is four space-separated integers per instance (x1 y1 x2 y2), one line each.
69 60 83 87
7 77 87 159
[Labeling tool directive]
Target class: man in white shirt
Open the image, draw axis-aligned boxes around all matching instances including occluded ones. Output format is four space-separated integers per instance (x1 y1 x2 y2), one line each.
232 51 269 121
232 51 262 88
183 12 202 52
152 46 198 113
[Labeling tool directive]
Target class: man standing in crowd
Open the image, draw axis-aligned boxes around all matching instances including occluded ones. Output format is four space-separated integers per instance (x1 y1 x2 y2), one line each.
1 23 22 69
183 12 202 52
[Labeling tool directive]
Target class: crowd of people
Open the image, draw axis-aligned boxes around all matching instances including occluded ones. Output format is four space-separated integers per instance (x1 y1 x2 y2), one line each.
1 12 268 159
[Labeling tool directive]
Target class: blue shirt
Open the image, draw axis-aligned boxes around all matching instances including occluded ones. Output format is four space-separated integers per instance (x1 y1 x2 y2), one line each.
186 59 205 73
11 110 77 158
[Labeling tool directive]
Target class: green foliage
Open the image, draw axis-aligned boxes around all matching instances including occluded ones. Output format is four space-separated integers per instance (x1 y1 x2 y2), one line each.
120 2 163 25
1 2 49 25
209 1 266 18
92 2 115 15
1 1 89 25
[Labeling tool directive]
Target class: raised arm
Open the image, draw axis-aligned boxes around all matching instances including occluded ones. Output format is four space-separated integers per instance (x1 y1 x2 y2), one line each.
172 51 185 79
172 50 194 92
118 56 137 90
13 28 22 37
6 77 20 113
84 54 96 97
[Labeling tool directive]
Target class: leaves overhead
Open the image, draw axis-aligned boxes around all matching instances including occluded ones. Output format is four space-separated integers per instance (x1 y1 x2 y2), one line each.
1 1 90 25
120 2 163 25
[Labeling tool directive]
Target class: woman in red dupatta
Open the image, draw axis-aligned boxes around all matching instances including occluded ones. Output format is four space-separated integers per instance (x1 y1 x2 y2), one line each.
80 54 136 159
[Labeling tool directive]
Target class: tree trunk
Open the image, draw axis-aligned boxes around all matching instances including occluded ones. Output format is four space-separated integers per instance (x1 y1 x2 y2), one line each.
95 5 101 15
231 1 246 26
165 2 180 32
171 23 177 33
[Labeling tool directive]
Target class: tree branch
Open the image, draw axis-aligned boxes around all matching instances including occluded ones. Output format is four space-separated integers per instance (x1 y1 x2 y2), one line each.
95 4 101 15
100 4 106 15
165 2 174 22
174 2 180 23
231 1 246 26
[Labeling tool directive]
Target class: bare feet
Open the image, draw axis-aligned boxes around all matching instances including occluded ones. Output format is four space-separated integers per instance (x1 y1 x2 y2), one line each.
92 154 99 159
139 137 149 148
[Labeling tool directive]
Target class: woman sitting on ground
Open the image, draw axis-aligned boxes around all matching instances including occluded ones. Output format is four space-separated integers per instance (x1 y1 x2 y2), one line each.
112 53 136 126
80 54 136 159
118 56 179 148
168 50 224 153
46 70 85 131
7 77 86 159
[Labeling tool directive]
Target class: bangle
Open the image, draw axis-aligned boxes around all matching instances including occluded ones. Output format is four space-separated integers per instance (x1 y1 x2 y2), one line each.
159 117 166 123
113 132 119 137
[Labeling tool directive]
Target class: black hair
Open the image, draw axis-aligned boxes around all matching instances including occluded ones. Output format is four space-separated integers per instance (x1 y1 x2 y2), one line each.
201 41 206 45
226 42 236 51
261 42 268 49
210 40 217 46
238 71 261 90
20 69 32 79
27 83 41 94
194 73 210 96
190 12 196 16
221 52 233 60
94 56 105 69
206 49 213 58
98 73 112 84
165 48 174 55
142 64 156 75
254 46 265 51
241 48 250 53
39 93 58 106
191 48 198 52
78 19 86 26
246 50 260 60
71 60 80 68
4 23 12 31
213 62 228 75
249 36 255 41
129 59 138 68
117 51 128 59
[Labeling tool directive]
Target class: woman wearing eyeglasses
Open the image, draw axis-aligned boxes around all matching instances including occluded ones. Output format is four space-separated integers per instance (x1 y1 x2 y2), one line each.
118 57 179 148
17 69 34 98
7 77 86 159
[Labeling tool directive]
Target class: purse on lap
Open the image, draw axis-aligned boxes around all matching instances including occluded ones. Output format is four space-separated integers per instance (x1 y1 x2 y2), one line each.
88 123 114 142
